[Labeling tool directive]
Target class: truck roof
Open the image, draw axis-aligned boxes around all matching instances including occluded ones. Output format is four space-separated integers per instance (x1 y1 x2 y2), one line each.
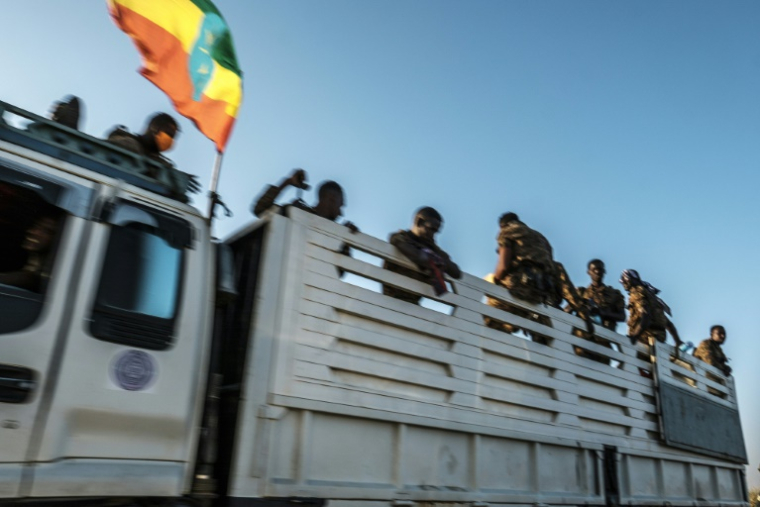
0 100 197 205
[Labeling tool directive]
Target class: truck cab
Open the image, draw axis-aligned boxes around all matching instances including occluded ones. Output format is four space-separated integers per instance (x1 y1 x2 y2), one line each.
0 101 214 500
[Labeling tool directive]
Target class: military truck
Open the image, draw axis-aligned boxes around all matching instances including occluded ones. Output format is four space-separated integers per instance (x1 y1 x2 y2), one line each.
0 101 748 507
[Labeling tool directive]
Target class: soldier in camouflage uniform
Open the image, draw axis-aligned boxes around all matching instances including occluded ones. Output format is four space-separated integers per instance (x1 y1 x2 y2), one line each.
694 325 731 376
620 269 681 347
383 207 461 305
574 259 626 331
564 259 626 363
485 213 592 343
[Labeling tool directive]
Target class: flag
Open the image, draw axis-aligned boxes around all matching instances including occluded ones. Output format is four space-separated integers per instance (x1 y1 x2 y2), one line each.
108 0 243 152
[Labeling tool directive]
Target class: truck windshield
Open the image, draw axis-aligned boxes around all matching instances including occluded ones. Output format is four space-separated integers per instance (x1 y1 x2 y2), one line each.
91 202 191 350
97 224 182 319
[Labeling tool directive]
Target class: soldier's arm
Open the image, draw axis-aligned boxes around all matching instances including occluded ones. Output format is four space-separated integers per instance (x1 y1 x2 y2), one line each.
494 243 513 281
252 169 307 217
601 290 626 323
440 251 462 279
564 287 584 314
390 232 430 273
252 184 285 217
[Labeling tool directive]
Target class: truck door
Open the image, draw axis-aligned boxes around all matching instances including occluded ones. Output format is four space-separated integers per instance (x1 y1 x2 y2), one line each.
0 162 95 498
24 196 212 498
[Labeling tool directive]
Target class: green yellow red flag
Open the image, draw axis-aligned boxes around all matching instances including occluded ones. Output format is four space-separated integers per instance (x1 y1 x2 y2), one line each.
108 0 242 152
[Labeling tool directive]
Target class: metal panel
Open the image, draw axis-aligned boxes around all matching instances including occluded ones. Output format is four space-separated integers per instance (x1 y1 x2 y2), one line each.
658 381 747 463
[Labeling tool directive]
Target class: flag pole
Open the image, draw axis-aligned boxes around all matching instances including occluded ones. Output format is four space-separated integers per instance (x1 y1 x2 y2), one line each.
207 150 223 221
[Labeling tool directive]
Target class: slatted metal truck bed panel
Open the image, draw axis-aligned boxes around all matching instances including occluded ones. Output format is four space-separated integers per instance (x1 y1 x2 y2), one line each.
224 209 747 506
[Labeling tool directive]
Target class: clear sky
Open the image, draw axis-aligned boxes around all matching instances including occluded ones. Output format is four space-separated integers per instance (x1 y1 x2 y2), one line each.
3 0 758 488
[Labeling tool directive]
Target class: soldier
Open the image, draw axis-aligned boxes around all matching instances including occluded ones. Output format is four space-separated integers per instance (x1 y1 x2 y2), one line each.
486 212 592 343
571 259 626 332
562 259 625 363
694 325 731 376
251 168 358 232
105 113 201 201
107 112 180 166
50 95 82 130
383 207 461 305
620 269 682 347
0 205 63 292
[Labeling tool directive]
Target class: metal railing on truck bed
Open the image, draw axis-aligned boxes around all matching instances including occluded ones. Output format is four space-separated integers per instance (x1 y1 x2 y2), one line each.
220 207 748 507
0 100 197 202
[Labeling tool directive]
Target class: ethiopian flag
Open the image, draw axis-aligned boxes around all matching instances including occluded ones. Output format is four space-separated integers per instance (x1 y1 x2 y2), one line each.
108 0 242 152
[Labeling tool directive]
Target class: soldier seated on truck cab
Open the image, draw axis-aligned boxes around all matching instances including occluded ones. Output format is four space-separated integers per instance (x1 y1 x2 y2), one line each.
49 95 82 130
0 185 65 293
106 112 180 172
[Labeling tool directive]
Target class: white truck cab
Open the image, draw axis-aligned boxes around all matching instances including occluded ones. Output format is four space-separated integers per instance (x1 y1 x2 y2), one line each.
0 101 749 507
0 101 214 500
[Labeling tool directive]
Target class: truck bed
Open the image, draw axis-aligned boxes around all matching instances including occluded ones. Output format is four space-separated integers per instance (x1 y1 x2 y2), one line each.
219 208 747 507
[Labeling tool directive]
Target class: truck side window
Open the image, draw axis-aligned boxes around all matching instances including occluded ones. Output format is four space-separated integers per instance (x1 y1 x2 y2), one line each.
90 202 192 350
0 182 67 334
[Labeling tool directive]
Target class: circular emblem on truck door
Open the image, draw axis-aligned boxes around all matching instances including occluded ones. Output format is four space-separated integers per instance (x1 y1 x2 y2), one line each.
112 350 157 391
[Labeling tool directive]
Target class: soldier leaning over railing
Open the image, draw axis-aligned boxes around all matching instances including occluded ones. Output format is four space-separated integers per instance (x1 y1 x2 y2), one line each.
694 324 732 375
383 206 461 305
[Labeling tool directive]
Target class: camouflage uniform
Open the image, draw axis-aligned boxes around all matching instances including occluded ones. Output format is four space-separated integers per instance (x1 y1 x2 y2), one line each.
577 284 625 331
493 221 587 311
383 230 456 305
626 285 668 344
495 221 555 305
571 282 624 364
694 339 730 375
485 221 588 343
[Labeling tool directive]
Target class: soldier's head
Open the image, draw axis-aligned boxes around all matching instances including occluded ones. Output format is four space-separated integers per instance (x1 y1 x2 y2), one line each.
22 204 63 255
314 180 344 221
498 212 519 228
144 113 180 152
588 259 605 284
50 95 82 130
710 325 726 344
412 207 443 242
619 269 641 291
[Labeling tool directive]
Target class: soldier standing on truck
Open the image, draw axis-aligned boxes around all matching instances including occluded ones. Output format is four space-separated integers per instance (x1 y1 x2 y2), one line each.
564 259 625 363
620 269 682 347
252 168 358 232
383 206 461 305
694 325 731 375
485 212 592 343
571 259 626 331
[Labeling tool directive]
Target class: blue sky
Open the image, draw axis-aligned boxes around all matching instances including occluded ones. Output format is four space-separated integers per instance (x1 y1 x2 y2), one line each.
3 0 758 488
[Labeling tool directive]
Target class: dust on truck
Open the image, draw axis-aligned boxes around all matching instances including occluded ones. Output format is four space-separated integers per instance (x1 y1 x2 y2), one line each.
0 101 749 507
